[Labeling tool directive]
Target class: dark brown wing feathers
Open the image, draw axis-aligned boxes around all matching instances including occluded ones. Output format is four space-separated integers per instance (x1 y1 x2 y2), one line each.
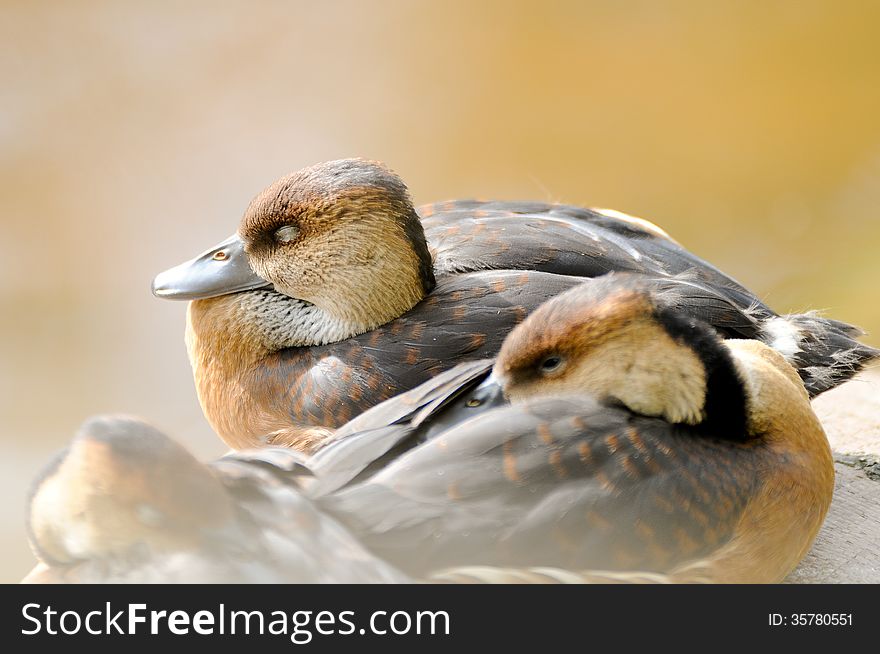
319 397 764 577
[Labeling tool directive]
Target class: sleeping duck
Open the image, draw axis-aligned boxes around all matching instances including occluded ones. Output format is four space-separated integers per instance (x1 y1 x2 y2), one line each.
306 273 835 582
152 158 877 452
23 416 407 583
26 275 833 583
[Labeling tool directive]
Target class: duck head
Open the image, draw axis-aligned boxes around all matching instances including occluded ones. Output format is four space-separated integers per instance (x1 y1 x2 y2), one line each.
153 159 436 344
480 273 749 437
27 416 236 565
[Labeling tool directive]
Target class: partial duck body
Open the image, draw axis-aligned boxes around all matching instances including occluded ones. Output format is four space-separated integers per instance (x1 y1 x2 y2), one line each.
24 416 407 583
153 159 878 452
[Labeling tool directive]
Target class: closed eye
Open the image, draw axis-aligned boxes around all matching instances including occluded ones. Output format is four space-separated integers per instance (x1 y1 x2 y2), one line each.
274 224 300 243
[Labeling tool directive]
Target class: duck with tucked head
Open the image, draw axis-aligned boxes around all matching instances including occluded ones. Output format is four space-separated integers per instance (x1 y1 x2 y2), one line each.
312 274 835 583
23 416 406 583
152 159 877 452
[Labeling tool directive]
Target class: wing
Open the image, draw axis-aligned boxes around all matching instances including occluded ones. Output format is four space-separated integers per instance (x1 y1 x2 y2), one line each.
322 397 763 577
328 358 495 439
421 202 880 393
421 200 773 313
647 274 769 338
303 359 495 495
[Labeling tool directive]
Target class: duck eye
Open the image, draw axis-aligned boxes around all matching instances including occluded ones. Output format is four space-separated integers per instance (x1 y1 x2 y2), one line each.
274 225 299 243
539 355 564 374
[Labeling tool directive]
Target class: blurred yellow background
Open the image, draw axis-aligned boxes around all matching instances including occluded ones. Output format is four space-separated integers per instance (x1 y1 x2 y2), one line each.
1 0 878 581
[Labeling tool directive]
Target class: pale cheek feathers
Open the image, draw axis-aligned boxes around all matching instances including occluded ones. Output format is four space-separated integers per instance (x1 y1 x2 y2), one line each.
619 348 707 425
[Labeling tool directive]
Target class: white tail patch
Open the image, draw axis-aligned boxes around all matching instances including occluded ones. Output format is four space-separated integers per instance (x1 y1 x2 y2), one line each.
762 317 802 361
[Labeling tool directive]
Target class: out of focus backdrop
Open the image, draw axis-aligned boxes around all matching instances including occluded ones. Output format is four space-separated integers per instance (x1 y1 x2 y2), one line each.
2 1 879 581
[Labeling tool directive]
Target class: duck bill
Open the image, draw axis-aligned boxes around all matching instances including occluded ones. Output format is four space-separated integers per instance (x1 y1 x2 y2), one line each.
151 234 271 300
469 373 507 409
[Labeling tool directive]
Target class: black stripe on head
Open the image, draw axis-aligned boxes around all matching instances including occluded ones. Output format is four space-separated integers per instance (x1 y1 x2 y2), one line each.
654 306 749 440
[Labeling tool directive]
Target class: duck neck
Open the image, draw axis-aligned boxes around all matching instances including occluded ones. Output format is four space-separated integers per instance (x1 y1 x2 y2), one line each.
189 290 365 359
186 292 365 448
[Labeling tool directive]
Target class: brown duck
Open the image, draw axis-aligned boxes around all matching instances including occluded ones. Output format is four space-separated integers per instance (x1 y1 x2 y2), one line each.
308 274 835 582
152 159 877 451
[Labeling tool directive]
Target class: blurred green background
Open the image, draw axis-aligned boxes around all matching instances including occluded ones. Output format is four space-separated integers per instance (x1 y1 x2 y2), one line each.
1 0 878 581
